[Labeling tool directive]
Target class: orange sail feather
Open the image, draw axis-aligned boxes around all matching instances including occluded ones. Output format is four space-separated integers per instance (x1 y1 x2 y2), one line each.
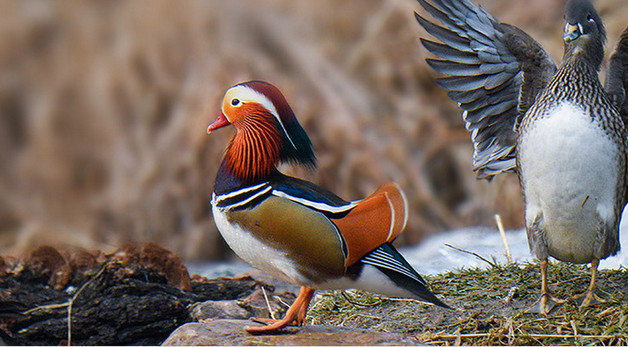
332 183 408 266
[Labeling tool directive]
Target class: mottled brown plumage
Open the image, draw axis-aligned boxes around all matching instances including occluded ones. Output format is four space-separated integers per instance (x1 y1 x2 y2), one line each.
416 0 628 314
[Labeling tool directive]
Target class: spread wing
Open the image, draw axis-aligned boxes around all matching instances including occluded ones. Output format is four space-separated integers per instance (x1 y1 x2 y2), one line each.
415 0 557 179
606 26 628 118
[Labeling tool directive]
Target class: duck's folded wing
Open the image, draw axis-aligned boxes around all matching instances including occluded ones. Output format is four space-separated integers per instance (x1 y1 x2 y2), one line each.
271 177 358 218
272 178 408 267
415 0 557 179
606 26 628 118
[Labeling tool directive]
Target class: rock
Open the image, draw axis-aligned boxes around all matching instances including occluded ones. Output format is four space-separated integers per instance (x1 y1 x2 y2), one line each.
162 319 420 346
237 287 295 319
189 300 252 320
189 286 297 322
190 274 258 300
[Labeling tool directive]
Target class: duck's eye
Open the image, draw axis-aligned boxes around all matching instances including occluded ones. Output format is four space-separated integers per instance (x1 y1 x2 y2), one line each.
587 14 594 22
231 98 241 106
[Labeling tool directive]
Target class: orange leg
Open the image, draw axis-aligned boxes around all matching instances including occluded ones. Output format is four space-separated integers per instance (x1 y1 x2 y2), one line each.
246 286 315 334
527 259 566 314
573 258 605 307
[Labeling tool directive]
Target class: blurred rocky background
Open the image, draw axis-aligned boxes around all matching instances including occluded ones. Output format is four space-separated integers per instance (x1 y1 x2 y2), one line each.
1 0 627 261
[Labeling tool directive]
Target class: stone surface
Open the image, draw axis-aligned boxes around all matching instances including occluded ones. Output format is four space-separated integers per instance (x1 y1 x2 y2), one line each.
189 300 252 320
238 287 295 319
162 319 420 346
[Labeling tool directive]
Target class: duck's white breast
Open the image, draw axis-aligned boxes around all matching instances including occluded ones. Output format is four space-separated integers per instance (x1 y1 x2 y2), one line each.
211 200 303 284
518 102 619 263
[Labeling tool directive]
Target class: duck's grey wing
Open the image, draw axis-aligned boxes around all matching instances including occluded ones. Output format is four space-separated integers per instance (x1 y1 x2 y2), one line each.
415 0 557 179
605 26 628 236
606 26 628 118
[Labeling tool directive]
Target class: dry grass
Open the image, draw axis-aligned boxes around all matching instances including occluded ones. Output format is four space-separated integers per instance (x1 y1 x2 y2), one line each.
307 262 628 345
0 0 627 260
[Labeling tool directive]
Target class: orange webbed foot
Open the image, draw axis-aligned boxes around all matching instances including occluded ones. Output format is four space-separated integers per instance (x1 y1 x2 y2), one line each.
245 286 315 334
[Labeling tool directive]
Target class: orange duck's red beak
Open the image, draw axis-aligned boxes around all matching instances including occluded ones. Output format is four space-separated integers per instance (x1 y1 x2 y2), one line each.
207 113 231 134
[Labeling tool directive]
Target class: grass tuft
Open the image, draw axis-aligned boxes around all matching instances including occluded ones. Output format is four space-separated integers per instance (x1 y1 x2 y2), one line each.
307 261 628 345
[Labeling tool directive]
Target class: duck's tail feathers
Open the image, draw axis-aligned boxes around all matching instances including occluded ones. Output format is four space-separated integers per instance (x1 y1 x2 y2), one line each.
361 243 451 309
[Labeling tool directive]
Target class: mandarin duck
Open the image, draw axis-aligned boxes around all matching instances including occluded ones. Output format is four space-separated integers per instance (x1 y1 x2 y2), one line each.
415 0 628 314
207 81 449 333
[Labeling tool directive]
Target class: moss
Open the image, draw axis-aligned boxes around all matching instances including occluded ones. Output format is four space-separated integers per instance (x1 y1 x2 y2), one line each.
307 262 628 345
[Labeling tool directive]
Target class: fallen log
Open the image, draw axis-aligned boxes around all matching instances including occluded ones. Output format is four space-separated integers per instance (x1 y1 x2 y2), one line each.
0 243 260 345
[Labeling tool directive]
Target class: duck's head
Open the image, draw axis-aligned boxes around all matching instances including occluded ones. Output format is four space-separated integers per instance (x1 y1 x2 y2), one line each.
563 0 606 69
208 81 315 182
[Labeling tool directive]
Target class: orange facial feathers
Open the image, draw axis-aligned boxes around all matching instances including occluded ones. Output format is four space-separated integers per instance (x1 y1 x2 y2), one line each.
224 105 283 182
332 183 408 267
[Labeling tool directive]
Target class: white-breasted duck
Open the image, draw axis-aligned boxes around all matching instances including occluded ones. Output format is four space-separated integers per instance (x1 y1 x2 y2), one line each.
415 0 628 314
207 80 450 333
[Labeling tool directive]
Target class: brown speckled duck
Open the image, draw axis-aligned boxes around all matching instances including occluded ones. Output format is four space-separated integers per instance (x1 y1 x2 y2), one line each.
415 0 628 314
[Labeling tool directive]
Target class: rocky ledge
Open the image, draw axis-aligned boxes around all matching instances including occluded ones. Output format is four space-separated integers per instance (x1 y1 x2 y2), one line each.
163 319 418 346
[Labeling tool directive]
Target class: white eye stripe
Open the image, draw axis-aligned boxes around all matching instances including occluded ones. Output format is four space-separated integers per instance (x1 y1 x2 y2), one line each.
224 85 277 115
225 85 297 150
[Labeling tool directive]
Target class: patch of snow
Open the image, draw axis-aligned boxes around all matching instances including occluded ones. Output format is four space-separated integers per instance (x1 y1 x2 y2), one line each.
401 209 628 275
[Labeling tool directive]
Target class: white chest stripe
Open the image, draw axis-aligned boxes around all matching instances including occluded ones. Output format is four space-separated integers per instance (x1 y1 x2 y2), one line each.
271 190 359 213
213 182 359 215
214 182 269 204
222 186 273 211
